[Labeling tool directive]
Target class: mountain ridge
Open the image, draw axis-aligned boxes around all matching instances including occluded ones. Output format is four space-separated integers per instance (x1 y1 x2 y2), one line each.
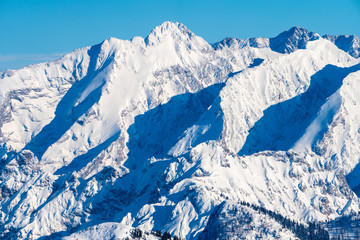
1 22 360 239
212 25 359 58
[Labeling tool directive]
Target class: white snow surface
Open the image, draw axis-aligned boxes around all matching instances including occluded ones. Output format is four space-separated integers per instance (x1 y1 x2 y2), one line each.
1 21 360 239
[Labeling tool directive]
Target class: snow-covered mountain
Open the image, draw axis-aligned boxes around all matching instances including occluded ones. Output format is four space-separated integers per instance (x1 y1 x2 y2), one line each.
1 21 360 239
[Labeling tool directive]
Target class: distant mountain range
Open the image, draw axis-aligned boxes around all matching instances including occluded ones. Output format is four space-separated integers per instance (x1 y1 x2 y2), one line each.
1 22 360 239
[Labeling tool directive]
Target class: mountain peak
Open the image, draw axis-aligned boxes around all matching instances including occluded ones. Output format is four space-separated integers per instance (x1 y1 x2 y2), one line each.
145 21 195 45
288 26 309 33
151 21 188 33
269 26 320 53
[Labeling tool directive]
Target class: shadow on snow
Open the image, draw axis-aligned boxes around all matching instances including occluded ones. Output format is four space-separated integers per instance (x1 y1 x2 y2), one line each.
24 43 114 160
239 63 360 156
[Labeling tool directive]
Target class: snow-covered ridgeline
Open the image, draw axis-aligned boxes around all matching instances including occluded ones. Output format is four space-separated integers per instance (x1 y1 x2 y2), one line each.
0 22 360 239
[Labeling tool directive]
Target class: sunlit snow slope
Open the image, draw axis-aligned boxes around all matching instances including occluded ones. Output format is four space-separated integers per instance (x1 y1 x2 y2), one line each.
1 22 360 239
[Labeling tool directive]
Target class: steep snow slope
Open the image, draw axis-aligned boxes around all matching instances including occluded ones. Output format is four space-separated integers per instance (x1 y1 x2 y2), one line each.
1 22 360 239
0 22 270 239
221 39 359 154
323 34 360 58
0 48 91 150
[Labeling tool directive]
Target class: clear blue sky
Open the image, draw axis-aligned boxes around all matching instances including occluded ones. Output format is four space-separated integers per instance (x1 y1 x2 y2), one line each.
1 0 360 70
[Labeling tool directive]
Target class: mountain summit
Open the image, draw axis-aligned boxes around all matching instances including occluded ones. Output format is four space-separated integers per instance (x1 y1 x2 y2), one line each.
1 22 360 239
269 26 320 53
145 21 195 44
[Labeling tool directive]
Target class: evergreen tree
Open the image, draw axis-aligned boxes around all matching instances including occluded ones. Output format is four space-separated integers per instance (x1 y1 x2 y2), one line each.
161 232 172 240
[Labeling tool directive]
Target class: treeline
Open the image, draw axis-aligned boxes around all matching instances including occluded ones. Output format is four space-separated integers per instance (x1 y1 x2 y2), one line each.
324 211 360 239
131 228 183 240
239 201 330 240
129 201 330 240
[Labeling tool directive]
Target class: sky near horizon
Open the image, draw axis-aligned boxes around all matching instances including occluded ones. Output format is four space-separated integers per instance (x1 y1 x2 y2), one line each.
1 0 360 71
